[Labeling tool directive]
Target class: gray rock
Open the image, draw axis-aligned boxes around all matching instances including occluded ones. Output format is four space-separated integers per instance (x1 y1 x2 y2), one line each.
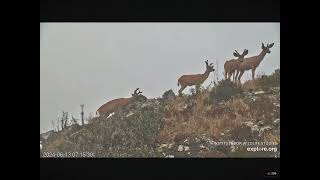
160 144 169 148
178 145 184 152
273 103 280 107
259 126 273 136
273 119 280 125
260 126 272 132
258 121 265 126
244 121 254 127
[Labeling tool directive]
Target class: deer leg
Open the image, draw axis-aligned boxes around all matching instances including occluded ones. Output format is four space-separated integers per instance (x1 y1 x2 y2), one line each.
178 85 187 97
238 70 244 84
235 70 240 82
225 70 229 80
230 70 235 82
252 68 256 80
233 70 237 82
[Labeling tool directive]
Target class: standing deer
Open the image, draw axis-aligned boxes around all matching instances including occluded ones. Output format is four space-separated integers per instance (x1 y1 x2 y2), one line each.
224 49 248 82
96 88 143 118
177 60 215 96
235 43 274 83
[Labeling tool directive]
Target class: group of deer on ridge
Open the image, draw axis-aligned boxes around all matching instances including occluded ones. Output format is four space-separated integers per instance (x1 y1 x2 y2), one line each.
96 43 275 117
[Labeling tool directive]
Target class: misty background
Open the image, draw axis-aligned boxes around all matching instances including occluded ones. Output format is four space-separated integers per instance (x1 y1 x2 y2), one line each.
40 23 280 133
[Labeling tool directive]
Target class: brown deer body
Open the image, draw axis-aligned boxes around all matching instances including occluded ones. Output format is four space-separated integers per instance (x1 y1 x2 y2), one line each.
96 88 143 117
224 49 248 81
235 43 274 83
177 60 215 96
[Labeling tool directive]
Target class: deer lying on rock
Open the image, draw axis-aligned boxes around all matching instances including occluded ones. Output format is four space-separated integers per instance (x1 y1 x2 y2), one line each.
235 43 274 83
224 49 248 82
177 60 215 96
96 88 143 118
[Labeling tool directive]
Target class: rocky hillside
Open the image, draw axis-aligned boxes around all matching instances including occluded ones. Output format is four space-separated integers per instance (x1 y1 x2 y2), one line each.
40 69 280 158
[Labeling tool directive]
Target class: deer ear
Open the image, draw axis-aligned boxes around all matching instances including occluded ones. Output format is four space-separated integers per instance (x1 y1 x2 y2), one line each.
268 43 274 48
243 49 248 55
233 52 239 57
262 43 265 49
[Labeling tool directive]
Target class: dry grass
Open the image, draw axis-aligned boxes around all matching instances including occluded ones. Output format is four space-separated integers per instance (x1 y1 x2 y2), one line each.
242 79 260 91
247 95 279 124
262 132 280 144
158 92 258 143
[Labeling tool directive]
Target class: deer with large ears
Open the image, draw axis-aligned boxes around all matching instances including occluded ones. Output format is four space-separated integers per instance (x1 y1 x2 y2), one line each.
96 88 143 118
235 43 275 83
224 49 248 82
177 60 215 96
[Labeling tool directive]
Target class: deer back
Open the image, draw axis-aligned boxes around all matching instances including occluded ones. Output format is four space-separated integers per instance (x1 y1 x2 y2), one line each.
98 97 132 114
237 55 262 70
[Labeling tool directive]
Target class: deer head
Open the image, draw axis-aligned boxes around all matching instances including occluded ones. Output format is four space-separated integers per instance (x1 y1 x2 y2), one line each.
262 43 274 53
205 60 215 73
233 49 248 62
233 49 248 58
132 88 143 98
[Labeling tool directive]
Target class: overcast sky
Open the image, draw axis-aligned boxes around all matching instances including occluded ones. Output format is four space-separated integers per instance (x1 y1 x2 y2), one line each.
40 23 280 132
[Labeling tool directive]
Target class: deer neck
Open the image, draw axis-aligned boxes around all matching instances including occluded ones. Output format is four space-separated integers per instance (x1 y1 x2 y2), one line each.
201 70 211 81
257 50 268 64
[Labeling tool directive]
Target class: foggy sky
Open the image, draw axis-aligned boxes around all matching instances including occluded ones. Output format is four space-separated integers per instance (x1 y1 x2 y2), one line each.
40 23 280 132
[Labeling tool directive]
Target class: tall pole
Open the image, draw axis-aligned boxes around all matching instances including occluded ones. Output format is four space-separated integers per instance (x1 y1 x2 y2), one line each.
80 104 84 125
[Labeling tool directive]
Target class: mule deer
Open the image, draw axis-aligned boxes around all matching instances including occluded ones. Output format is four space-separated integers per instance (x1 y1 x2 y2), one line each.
236 43 274 83
224 49 248 82
177 60 215 96
96 88 143 118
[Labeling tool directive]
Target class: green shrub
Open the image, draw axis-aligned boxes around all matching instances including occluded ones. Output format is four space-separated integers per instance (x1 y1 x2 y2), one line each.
259 68 280 89
209 79 243 103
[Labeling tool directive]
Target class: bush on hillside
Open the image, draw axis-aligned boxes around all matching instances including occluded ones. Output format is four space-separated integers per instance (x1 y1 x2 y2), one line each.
209 79 243 104
259 68 280 90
